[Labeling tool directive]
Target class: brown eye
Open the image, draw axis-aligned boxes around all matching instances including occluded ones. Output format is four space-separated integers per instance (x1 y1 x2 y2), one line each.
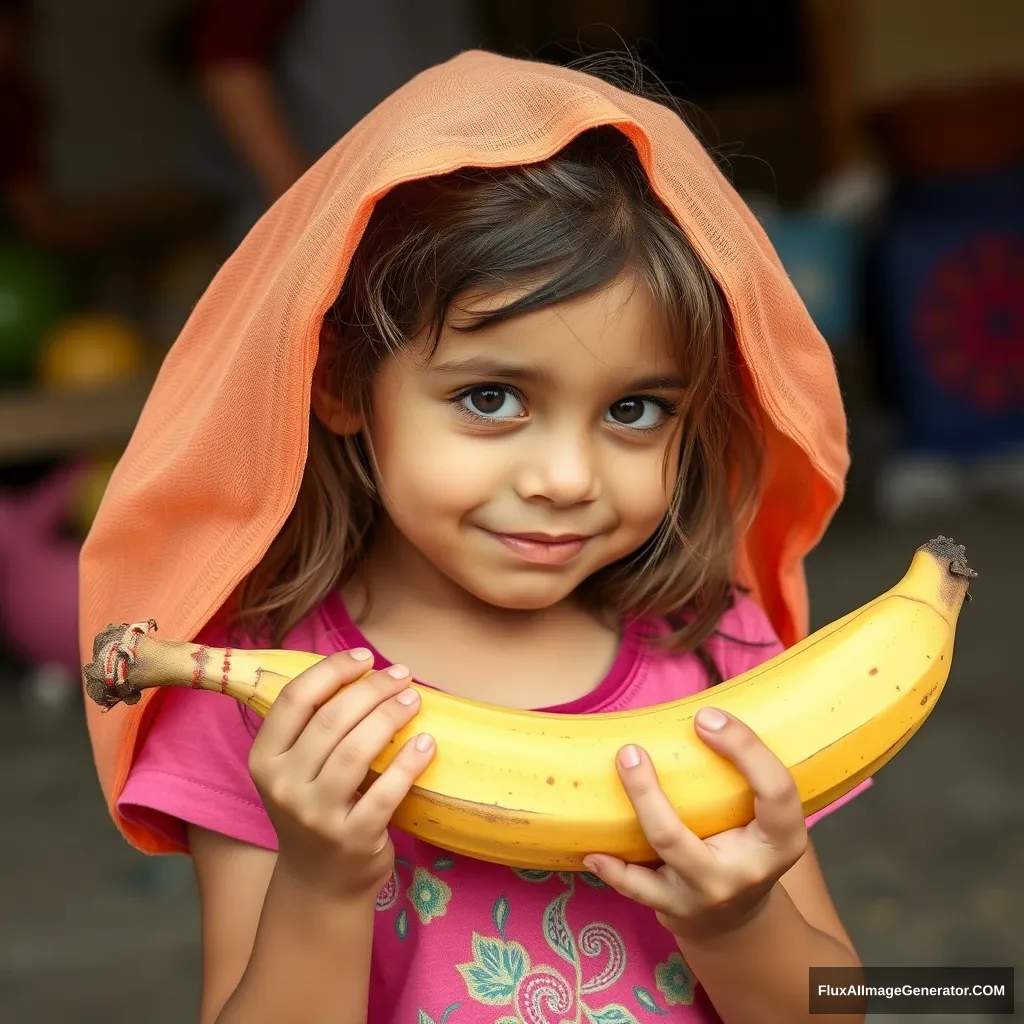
605 398 667 429
457 386 525 419
609 399 644 424
470 388 506 414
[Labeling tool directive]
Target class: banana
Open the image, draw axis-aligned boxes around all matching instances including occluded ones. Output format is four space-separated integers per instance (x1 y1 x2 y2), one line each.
85 535 975 871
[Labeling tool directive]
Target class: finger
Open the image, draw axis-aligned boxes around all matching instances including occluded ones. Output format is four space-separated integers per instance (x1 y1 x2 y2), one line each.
613 744 714 882
287 663 420 781
346 732 437 839
311 665 428 794
251 648 379 757
693 707 806 851
581 855 671 911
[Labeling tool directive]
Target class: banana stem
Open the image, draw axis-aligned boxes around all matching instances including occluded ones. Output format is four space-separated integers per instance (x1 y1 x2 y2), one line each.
83 620 310 715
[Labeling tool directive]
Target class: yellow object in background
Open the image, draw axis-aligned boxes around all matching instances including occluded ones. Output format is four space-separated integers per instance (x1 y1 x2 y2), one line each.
37 314 148 390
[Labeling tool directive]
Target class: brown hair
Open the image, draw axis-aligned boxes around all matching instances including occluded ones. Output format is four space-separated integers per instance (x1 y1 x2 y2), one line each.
231 119 766 678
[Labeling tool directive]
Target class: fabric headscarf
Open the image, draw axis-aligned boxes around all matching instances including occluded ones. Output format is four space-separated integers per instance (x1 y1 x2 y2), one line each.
79 49 849 854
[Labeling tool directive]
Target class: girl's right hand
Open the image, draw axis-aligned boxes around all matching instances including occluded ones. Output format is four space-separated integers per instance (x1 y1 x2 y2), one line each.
247 648 435 903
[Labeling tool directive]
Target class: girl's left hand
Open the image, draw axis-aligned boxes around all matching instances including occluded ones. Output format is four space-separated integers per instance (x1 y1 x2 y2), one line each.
582 706 808 943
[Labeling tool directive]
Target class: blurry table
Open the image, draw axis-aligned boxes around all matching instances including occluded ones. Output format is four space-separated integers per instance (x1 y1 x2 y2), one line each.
0 378 153 463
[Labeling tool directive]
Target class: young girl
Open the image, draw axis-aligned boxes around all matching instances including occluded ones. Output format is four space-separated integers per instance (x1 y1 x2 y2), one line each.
80 50 869 1024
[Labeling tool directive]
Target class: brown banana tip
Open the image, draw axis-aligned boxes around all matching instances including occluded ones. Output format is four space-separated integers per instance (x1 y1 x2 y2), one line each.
82 619 158 710
921 536 977 605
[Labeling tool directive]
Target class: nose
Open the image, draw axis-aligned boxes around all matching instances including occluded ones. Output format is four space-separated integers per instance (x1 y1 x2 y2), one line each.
514 427 601 506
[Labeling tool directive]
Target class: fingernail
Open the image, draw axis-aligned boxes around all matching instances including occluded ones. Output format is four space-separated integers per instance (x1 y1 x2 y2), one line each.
349 647 373 661
582 857 600 874
414 733 434 752
396 688 419 705
619 744 641 768
388 664 410 679
697 707 728 730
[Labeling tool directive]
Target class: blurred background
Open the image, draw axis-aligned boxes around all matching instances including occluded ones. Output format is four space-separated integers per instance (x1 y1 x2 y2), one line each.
0 0 1021 1020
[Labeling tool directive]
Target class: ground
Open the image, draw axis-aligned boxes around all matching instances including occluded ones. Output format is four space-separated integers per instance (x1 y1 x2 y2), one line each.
2 508 1020 1021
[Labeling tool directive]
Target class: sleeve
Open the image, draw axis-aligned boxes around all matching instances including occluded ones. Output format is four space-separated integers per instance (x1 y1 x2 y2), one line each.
116 622 279 854
710 590 873 829
189 0 304 68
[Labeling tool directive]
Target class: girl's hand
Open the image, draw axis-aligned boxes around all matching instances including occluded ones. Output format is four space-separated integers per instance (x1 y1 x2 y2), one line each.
582 707 808 943
247 649 436 904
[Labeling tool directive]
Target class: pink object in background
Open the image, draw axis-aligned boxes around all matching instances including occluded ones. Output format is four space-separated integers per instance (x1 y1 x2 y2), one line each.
0 462 84 701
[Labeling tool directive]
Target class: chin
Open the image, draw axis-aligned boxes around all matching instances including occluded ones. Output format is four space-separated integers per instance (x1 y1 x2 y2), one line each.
462 576 579 611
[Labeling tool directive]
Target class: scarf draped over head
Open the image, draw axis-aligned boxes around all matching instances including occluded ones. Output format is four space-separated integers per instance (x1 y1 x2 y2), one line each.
79 50 848 853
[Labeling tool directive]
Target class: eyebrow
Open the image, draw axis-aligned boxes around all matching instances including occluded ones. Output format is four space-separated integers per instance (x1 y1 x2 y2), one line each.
431 356 686 391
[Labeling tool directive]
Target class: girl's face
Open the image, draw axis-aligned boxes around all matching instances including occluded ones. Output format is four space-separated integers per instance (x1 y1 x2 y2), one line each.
355 273 686 612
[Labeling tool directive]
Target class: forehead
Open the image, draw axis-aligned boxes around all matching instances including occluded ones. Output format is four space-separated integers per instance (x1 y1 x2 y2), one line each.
429 273 681 377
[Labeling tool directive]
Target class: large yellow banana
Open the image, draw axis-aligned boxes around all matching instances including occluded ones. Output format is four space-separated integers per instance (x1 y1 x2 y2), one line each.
85 536 975 870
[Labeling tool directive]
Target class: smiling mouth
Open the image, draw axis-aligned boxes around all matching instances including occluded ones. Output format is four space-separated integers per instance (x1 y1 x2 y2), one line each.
484 530 595 565
502 532 592 542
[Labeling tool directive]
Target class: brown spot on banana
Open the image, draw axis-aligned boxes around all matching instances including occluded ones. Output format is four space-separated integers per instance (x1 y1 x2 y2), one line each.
410 787 538 827
359 769 537 826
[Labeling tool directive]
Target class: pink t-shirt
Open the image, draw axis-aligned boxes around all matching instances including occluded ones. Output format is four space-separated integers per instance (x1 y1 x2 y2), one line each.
119 589 870 1022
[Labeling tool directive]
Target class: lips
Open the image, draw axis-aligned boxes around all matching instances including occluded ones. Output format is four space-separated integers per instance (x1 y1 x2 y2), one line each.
485 529 594 566
501 532 591 543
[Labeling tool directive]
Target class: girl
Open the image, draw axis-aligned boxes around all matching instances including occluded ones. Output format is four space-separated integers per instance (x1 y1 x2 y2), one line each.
80 50 869 1024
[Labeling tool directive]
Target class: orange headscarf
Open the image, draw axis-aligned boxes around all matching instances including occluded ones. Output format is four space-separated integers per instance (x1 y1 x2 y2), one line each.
79 50 848 854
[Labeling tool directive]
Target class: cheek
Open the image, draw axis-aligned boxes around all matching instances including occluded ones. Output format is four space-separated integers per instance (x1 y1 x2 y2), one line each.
367 404 498 522
608 442 680 529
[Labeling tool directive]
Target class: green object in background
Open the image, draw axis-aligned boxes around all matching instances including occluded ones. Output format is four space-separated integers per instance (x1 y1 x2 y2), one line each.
0 243 72 383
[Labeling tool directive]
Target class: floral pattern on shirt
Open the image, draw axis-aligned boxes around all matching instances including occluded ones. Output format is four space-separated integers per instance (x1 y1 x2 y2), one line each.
377 857 698 1023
